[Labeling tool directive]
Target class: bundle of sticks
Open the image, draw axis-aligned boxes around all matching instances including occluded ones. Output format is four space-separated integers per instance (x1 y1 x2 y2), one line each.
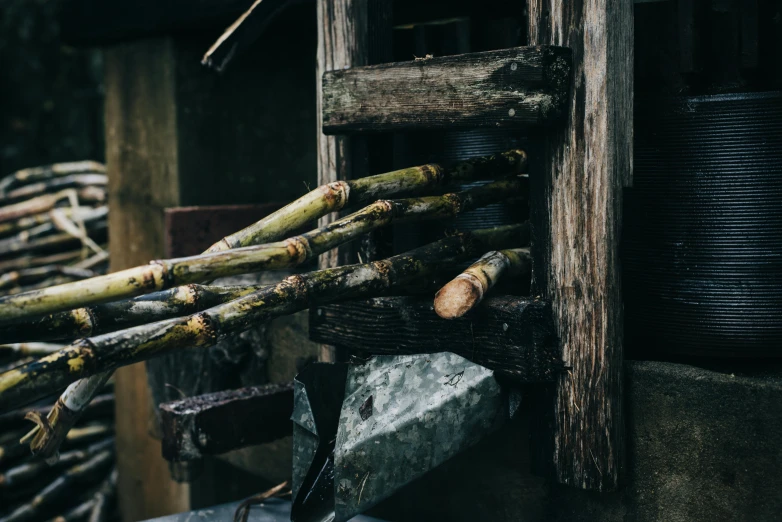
0 161 109 297
0 150 532 483
0 161 116 522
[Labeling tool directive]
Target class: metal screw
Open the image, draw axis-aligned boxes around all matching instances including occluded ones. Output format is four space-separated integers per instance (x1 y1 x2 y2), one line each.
502 323 509 332
508 108 516 117
510 62 518 71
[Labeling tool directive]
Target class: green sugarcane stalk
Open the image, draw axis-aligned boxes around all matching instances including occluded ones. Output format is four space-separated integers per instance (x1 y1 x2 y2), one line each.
434 248 532 319
0 161 105 197
0 285 267 344
87 468 116 522
205 149 527 252
1 175 108 205
0 177 526 325
0 224 527 412
0 438 113 490
0 449 113 522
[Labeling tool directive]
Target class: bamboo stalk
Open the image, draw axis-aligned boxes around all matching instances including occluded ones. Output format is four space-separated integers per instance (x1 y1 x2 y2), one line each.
205 149 527 252
0 449 113 522
0 224 527 411
1 175 108 205
0 161 106 197
0 284 265 343
87 468 116 522
0 438 113 490
0 177 526 324
434 248 532 319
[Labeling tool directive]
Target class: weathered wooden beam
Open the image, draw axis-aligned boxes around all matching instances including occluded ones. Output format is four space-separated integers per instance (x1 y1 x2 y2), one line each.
310 296 561 383
528 0 633 491
321 45 571 134
159 383 294 462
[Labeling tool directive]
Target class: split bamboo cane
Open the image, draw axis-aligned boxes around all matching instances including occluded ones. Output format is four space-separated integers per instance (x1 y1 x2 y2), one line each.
205 149 527 252
0 223 527 412
0 177 526 324
434 248 532 319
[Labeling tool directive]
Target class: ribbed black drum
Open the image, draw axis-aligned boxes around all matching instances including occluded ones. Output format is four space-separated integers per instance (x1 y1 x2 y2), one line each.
624 91 782 358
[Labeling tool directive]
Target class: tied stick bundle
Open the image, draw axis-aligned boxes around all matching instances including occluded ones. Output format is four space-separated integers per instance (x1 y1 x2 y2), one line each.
0 161 109 298
0 150 528 459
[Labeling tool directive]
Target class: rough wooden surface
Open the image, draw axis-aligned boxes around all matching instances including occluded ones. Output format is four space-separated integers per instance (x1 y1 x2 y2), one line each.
528 1 633 491
315 0 393 361
322 45 571 134
58 0 256 45
310 296 561 382
159 383 294 462
104 38 191 520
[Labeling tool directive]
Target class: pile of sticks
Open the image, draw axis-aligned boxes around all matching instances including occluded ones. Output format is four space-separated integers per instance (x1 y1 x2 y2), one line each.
0 387 116 522
0 151 531 507
0 161 109 297
0 161 116 522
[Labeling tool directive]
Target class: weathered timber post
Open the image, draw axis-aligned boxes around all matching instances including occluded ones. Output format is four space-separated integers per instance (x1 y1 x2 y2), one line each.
527 1 633 491
315 0 393 361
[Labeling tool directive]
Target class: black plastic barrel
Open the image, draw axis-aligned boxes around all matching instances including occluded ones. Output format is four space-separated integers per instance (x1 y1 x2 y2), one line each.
624 91 782 358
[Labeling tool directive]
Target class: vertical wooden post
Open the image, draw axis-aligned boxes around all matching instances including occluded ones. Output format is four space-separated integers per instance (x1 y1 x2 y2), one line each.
527 2 633 491
315 0 392 361
104 38 191 520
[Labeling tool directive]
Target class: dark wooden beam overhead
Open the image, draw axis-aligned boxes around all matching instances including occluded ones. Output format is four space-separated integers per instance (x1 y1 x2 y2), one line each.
321 45 571 134
58 0 259 46
528 0 633 492
310 296 562 383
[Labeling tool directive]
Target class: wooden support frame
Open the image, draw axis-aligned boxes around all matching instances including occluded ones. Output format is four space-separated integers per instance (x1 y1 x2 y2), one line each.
160 383 294 462
322 46 572 133
310 296 561 383
316 0 393 361
528 1 633 491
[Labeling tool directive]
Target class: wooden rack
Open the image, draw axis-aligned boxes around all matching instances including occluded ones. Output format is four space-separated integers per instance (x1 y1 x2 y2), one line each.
314 0 632 492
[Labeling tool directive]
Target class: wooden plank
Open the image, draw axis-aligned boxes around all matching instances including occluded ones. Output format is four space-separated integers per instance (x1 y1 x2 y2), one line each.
104 37 191 520
163 203 285 257
59 0 257 46
316 0 393 361
321 45 571 134
159 383 294 462
528 0 633 491
310 296 562 383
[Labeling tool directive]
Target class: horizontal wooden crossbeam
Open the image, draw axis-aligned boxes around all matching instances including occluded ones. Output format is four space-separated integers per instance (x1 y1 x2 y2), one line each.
159 382 293 462
321 45 571 134
310 296 562 382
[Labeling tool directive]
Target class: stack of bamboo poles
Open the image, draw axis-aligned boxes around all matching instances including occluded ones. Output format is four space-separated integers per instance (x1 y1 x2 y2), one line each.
0 151 531 517
0 161 116 522
0 161 109 297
